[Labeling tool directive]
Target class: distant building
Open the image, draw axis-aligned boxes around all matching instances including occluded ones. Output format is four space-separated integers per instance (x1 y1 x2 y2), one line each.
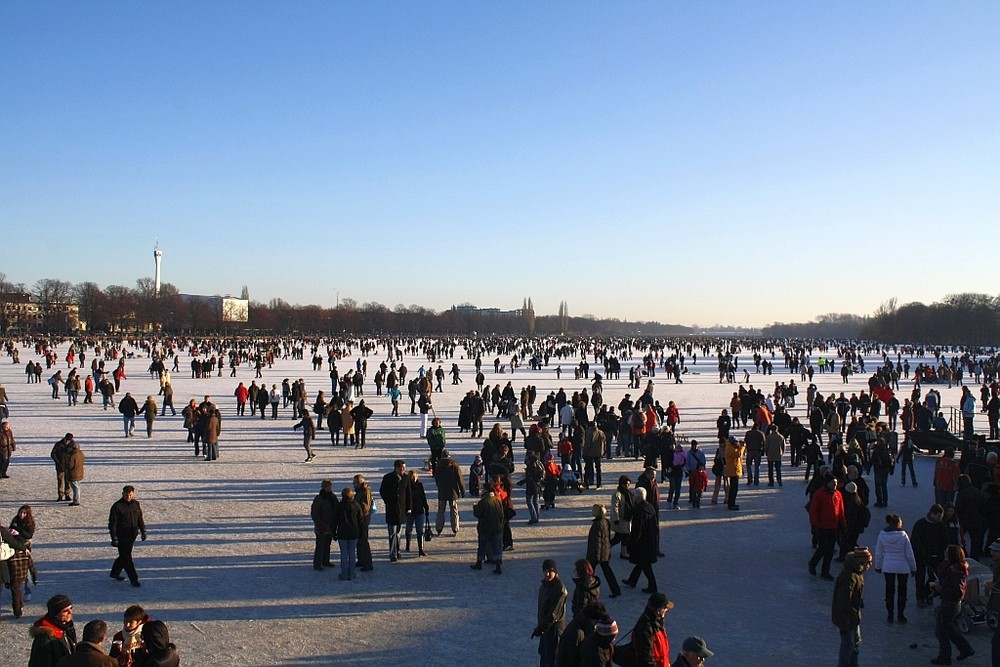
180 294 250 323
450 304 524 319
0 292 80 332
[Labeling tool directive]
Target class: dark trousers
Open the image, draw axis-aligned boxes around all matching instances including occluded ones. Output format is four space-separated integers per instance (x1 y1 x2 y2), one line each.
726 476 740 508
936 601 974 660
589 558 622 596
538 626 562 667
915 557 940 602
111 539 139 584
584 457 602 487
314 533 332 568
884 572 909 615
809 528 838 576
625 562 657 591
357 519 372 568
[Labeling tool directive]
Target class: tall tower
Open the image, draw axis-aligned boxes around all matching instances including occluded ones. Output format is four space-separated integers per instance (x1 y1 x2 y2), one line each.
153 242 163 297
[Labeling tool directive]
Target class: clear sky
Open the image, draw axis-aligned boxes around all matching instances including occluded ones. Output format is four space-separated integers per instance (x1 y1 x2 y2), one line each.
2 2 998 328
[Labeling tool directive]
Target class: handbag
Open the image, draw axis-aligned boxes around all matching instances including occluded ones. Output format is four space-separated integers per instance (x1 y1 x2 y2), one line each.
611 629 636 667
0 540 14 561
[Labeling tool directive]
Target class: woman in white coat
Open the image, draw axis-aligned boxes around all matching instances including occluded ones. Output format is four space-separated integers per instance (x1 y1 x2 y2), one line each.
874 513 917 623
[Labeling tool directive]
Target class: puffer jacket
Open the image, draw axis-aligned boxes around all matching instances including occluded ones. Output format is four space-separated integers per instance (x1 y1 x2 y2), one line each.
587 516 612 563
874 527 917 574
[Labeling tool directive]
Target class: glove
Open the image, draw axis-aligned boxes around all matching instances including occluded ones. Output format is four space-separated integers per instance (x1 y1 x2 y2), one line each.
111 539 119 547
530 628 541 639
141 532 147 541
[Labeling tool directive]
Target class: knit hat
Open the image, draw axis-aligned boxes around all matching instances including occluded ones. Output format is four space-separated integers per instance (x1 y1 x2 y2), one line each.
321 480 332 490
47 594 72 615
440 449 449 459
989 540 1000 553
595 616 619 637
592 504 607 518
542 559 558 573
845 482 858 494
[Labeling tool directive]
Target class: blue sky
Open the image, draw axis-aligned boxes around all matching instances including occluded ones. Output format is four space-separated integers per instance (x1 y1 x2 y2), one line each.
2 2 998 328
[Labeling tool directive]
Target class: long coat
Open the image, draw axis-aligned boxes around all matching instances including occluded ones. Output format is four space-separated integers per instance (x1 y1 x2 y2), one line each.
587 516 613 563
627 500 659 566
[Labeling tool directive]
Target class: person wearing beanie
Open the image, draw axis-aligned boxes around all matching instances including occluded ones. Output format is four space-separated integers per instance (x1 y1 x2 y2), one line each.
555 600 606 667
808 474 846 580
531 558 568 667
29 594 77 666
579 611 618 666
832 547 873 667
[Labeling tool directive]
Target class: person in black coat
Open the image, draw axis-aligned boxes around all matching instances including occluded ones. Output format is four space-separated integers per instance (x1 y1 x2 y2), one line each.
334 487 364 580
405 470 430 556
349 399 374 449
622 487 660 594
379 460 409 562
28 594 77 667
310 480 338 570
911 503 948 607
108 485 146 588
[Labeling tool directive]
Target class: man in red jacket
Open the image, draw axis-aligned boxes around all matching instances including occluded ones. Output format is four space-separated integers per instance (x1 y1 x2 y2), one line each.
934 447 961 507
809 473 846 580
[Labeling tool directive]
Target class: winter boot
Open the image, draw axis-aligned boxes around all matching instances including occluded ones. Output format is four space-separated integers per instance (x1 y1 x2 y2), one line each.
417 533 426 557
405 533 411 552
898 595 907 623
886 600 894 623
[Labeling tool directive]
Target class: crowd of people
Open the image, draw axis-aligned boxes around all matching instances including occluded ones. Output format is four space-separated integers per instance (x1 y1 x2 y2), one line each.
6 334 1000 665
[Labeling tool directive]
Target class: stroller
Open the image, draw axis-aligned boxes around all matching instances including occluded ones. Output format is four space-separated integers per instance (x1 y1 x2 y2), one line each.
957 559 1000 633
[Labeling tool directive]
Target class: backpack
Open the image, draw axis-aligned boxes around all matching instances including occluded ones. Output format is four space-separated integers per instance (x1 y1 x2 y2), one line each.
859 504 872 529
618 488 634 523
527 459 545 482
874 443 892 468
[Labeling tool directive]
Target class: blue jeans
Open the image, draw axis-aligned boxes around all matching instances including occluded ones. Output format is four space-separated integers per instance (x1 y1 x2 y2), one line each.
667 473 683 505
527 492 540 522
838 625 861 667
122 415 135 436
338 538 358 579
